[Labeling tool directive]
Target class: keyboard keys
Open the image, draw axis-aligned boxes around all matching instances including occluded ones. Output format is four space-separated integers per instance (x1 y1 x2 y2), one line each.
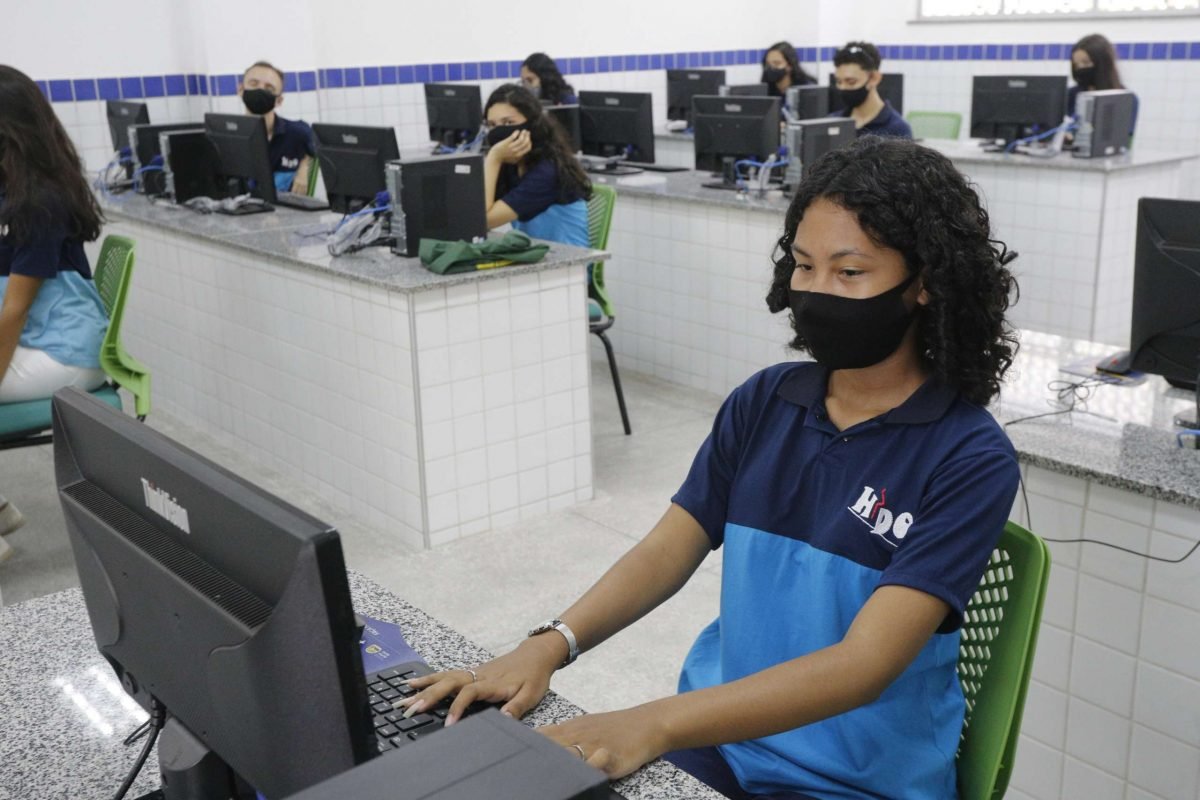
433 709 448 719
385 712 403 724
378 724 399 738
408 725 442 742
371 702 391 714
380 688 401 701
377 669 402 681
397 713 437 732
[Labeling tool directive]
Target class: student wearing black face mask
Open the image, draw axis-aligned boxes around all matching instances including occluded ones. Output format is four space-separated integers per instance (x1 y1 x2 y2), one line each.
761 41 816 99
1068 34 1137 138
404 138 1020 799
831 42 911 139
482 84 592 247
520 53 578 106
237 61 316 195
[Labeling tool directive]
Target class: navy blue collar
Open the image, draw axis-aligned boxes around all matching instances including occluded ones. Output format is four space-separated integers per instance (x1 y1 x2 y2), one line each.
838 101 897 130
777 363 958 425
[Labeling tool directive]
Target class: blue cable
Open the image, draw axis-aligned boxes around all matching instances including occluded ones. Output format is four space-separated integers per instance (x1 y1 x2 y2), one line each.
1004 121 1078 153
733 157 790 190
1177 430 1200 449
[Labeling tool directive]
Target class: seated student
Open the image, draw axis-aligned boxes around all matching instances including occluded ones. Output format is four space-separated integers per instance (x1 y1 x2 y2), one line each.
1068 34 1138 137
237 61 316 195
520 53 578 106
483 84 592 248
403 137 1021 800
0 65 110 564
831 42 912 139
761 41 816 99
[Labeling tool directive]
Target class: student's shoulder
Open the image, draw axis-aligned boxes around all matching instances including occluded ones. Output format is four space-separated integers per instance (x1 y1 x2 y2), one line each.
939 394 1017 463
277 115 314 137
729 361 821 409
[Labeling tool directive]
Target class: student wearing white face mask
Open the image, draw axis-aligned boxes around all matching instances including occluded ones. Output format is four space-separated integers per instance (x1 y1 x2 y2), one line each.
519 53 578 106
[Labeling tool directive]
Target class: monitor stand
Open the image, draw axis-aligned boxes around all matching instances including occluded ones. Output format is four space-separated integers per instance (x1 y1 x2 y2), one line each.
133 718 256 800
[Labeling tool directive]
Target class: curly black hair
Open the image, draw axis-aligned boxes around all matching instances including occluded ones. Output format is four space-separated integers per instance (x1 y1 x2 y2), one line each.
765 136 1019 406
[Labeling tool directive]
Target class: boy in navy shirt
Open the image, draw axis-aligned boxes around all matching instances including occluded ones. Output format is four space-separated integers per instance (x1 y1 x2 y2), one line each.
405 138 1020 800
238 61 316 195
831 42 912 139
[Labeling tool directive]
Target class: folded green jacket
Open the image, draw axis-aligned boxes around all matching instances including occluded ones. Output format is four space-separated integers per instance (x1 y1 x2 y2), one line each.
418 230 550 274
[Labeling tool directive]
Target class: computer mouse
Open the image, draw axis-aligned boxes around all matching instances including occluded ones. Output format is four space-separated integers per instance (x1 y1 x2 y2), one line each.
1096 350 1133 374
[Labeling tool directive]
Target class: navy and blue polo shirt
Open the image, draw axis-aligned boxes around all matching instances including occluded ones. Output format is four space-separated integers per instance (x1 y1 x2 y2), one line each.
0 196 107 368
497 160 589 247
268 114 316 192
833 101 912 139
672 361 1019 799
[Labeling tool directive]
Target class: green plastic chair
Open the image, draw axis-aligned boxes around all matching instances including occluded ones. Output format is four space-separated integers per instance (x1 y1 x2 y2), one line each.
305 157 321 197
956 520 1051 800
908 111 963 140
0 235 150 449
586 184 630 435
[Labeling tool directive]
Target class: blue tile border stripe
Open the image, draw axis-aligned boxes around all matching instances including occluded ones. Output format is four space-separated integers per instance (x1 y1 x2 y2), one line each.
33 41 1200 102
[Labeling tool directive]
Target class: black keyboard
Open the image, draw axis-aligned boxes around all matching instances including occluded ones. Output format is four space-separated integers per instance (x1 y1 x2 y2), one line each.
366 661 490 754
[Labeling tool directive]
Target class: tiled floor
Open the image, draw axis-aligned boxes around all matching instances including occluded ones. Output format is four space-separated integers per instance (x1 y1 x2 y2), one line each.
0 358 727 716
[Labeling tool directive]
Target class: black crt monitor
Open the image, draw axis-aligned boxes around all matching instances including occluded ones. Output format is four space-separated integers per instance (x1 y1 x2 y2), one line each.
578 91 656 163
161 129 225 203
51 388 375 800
204 112 278 203
1117 198 1200 391
721 83 769 97
129 122 203 196
666 68 726 124
547 104 582 153
424 82 483 148
385 153 488 257
828 72 905 115
313 123 401 214
106 100 149 154
786 85 830 119
970 75 1068 143
692 95 781 174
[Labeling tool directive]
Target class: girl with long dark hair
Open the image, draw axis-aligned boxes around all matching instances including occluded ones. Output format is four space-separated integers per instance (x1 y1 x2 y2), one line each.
401 137 1021 799
520 53 578 105
0 65 109 558
1069 34 1137 136
483 84 592 247
761 41 815 98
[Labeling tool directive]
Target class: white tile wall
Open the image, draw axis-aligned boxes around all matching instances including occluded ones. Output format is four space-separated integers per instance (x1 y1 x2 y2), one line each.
1008 469 1200 800
105 218 592 549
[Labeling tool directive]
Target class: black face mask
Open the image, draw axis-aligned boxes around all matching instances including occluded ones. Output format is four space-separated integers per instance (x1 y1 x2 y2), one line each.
838 85 871 110
763 66 789 84
485 122 532 148
1072 66 1096 88
789 274 918 370
242 88 277 115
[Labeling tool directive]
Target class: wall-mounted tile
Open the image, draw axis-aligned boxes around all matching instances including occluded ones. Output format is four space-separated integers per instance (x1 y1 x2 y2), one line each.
142 75 165 98
72 78 97 101
119 76 143 99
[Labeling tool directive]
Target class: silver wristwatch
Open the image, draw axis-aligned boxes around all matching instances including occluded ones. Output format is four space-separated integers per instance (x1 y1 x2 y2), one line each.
527 619 579 668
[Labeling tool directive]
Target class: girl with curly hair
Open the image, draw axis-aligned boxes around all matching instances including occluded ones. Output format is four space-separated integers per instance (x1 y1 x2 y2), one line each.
520 53 578 106
483 84 592 247
405 137 1020 800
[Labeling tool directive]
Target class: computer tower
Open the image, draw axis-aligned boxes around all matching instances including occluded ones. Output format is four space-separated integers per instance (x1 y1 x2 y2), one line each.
130 123 202 195
1072 89 1136 159
783 118 855 189
161 129 223 203
385 154 487 257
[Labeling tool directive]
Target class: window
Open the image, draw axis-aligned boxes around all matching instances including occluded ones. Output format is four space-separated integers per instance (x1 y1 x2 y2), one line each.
918 0 1198 18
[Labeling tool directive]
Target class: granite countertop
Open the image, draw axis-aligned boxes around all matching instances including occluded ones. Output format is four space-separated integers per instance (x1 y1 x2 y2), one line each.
594 169 793 215
924 138 1200 172
99 195 608 294
995 329 1200 508
0 574 723 800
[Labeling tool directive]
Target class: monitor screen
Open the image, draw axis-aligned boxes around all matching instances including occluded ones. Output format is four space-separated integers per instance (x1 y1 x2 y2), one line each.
313 123 401 214
969 75 1068 142
424 83 483 148
106 100 149 153
692 95 781 173
203 113 277 203
52 388 375 799
546 104 582 153
579 91 655 163
666 69 726 124
1129 198 1200 390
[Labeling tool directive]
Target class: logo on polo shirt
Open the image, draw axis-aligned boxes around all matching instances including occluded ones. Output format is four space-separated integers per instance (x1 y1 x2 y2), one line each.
280 156 300 169
141 477 191 534
847 485 912 548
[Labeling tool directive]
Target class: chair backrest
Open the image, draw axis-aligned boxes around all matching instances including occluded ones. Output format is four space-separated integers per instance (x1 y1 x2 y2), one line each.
956 521 1051 800
908 111 963 140
92 234 151 418
586 184 617 318
306 157 321 197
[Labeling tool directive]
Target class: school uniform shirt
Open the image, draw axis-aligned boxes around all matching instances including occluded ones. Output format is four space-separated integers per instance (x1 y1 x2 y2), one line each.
268 115 317 193
833 100 913 139
0 200 108 369
672 362 1019 800
497 160 590 248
